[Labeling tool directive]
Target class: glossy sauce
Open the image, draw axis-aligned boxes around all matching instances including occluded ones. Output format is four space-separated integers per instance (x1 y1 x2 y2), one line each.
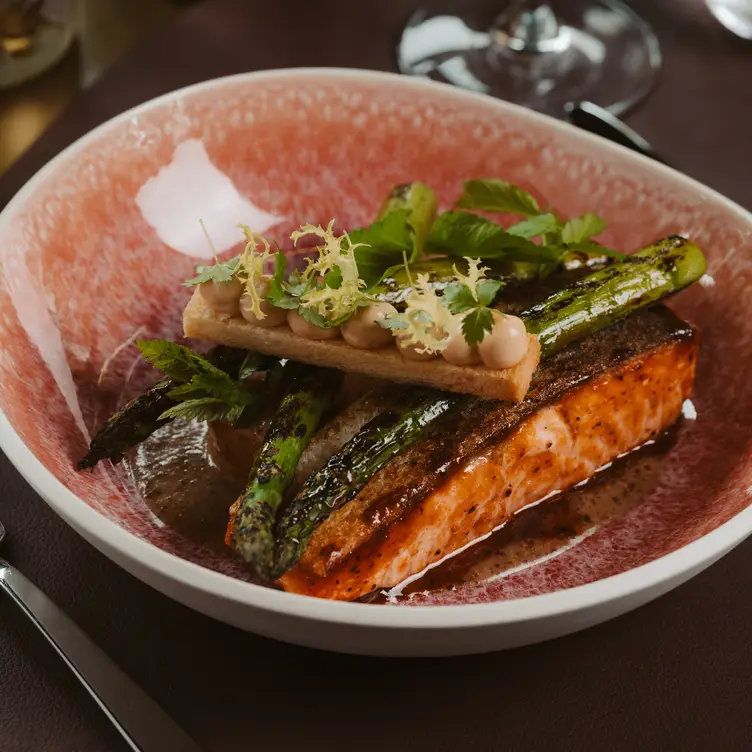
125 419 679 596
127 420 255 551
376 428 678 602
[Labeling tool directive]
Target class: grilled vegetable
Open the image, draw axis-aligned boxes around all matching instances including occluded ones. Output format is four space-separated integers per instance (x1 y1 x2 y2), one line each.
373 258 530 308
270 236 707 576
520 236 707 357
372 252 615 308
281 307 697 600
374 258 469 306
78 346 258 469
377 181 437 256
232 364 341 581
78 381 176 470
273 388 461 577
351 182 438 288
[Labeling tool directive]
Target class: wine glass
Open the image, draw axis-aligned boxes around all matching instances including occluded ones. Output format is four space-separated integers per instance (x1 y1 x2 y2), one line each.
0 0 79 89
707 0 752 38
397 0 661 117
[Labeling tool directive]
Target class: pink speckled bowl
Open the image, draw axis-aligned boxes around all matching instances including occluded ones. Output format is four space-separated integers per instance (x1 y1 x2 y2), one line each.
0 69 750 656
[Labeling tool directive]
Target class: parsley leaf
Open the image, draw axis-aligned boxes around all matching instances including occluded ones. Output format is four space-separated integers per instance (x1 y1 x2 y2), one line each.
442 277 503 314
442 282 477 314
507 213 560 239
455 179 541 216
266 249 287 296
266 292 300 310
556 210 624 262
349 184 437 288
188 373 256 405
266 251 302 310
378 316 408 331
560 213 607 244
462 308 495 347
350 209 414 289
159 398 245 424
139 339 261 425
427 211 546 259
476 278 503 307
325 265 343 289
297 305 329 328
184 256 240 287
284 269 307 297
166 382 207 401
137 340 229 383
350 209 413 254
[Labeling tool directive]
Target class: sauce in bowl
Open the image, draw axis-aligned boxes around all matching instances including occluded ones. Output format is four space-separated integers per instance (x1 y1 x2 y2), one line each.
125 418 680 599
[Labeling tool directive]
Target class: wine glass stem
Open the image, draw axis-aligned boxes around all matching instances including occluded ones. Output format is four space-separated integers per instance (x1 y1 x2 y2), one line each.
492 1 570 53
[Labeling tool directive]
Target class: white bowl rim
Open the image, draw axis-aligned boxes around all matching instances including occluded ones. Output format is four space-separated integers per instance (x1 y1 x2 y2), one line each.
1 66 751 631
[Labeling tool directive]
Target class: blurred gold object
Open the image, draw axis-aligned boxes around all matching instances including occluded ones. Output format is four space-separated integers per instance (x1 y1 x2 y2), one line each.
0 0 78 88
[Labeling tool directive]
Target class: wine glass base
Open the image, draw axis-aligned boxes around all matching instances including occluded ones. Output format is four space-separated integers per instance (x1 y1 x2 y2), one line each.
397 0 661 117
707 0 752 39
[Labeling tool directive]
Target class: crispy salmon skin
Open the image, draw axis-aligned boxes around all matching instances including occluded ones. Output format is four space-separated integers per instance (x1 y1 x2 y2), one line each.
279 306 697 600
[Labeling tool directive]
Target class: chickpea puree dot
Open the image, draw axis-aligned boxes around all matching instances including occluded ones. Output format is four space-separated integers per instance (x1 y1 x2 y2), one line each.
199 278 243 316
442 314 481 366
397 336 439 361
287 310 341 340
478 311 529 369
240 277 287 327
342 302 397 350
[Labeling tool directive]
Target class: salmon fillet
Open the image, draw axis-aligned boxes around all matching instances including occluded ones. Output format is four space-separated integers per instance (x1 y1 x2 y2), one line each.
279 306 697 600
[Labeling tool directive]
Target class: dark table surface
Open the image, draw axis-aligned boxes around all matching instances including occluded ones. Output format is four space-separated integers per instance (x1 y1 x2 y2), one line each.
1 1 751 750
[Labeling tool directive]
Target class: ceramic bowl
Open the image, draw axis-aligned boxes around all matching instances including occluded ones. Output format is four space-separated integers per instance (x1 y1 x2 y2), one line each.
0 69 750 656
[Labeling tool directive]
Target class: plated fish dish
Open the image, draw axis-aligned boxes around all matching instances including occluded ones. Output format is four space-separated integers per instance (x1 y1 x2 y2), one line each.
78 178 706 602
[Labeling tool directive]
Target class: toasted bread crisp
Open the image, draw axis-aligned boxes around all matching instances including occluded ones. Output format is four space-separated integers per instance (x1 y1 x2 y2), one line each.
183 291 540 402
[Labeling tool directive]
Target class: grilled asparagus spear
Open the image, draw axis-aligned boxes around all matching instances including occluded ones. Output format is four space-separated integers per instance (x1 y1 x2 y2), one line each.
78 381 176 469
271 236 707 576
377 181 437 256
352 182 438 288
232 363 342 581
78 346 262 469
374 258 477 306
372 257 568 307
521 236 707 357
273 389 461 577
372 248 616 308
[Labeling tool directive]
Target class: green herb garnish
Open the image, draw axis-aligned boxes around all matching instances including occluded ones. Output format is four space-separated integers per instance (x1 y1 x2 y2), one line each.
560 212 608 244
379 257 504 350
137 339 260 425
425 178 622 269
461 308 496 348
349 209 415 289
455 178 542 216
184 219 242 286
506 213 560 239
427 211 547 259
349 182 438 289
442 259 503 346
265 248 301 310
184 256 240 286
159 397 245 424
